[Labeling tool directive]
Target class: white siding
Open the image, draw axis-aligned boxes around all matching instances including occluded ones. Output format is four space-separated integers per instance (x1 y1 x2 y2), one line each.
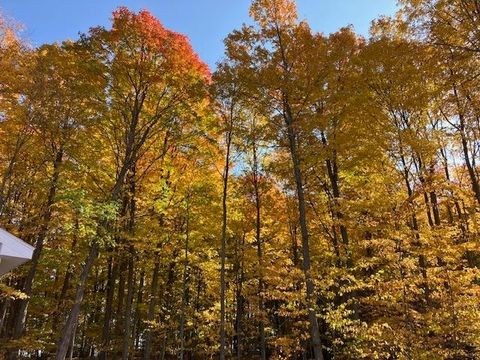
0 228 34 276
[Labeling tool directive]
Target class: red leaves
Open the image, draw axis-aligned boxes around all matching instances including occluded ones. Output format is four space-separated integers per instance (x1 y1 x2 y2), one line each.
107 7 210 81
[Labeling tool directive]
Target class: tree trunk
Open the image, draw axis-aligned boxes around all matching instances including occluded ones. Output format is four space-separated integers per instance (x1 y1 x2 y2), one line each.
233 233 244 359
143 260 160 360
0 129 29 215
68 315 79 360
100 256 116 360
321 131 351 268
122 251 135 360
451 73 480 205
159 260 177 360
133 271 145 351
59 219 80 304
284 97 324 360
399 153 431 304
179 196 190 360
252 132 266 360
220 110 234 360
13 148 63 338
122 166 137 360
55 242 99 360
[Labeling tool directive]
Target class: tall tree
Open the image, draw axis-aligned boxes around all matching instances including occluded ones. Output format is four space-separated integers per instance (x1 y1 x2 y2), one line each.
54 8 209 360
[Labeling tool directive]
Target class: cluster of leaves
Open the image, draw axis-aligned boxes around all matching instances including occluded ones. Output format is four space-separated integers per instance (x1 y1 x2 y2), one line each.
1 1 480 359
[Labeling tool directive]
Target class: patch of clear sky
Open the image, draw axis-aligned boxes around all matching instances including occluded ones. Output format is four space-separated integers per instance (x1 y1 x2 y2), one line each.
1 0 397 69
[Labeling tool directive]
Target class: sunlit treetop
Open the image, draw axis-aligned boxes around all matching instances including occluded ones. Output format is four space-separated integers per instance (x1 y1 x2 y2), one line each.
89 7 210 82
250 0 298 29
0 12 22 49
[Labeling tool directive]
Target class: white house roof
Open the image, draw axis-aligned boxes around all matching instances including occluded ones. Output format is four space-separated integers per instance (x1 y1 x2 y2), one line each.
0 228 34 276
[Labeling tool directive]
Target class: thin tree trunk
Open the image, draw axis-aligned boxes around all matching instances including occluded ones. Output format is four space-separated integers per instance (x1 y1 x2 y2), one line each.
440 147 467 232
122 166 137 360
284 98 324 360
252 130 266 360
13 148 63 338
122 251 135 360
55 242 99 360
159 260 176 360
233 233 244 359
430 191 441 226
100 255 116 360
116 258 126 335
133 271 145 351
68 316 79 360
179 195 190 360
0 298 10 336
0 129 29 215
321 131 351 268
143 260 160 360
451 72 480 205
220 108 234 360
58 218 80 304
399 152 431 304
273 16 325 357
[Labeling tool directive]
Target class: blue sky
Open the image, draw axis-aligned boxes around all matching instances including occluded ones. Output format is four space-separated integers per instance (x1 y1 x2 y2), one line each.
0 1 397 68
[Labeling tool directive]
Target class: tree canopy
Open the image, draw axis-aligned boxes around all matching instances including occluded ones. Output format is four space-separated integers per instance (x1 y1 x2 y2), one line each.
1 1 480 359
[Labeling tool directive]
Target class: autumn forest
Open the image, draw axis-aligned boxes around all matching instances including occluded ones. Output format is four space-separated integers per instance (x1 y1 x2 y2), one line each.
1 0 480 359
